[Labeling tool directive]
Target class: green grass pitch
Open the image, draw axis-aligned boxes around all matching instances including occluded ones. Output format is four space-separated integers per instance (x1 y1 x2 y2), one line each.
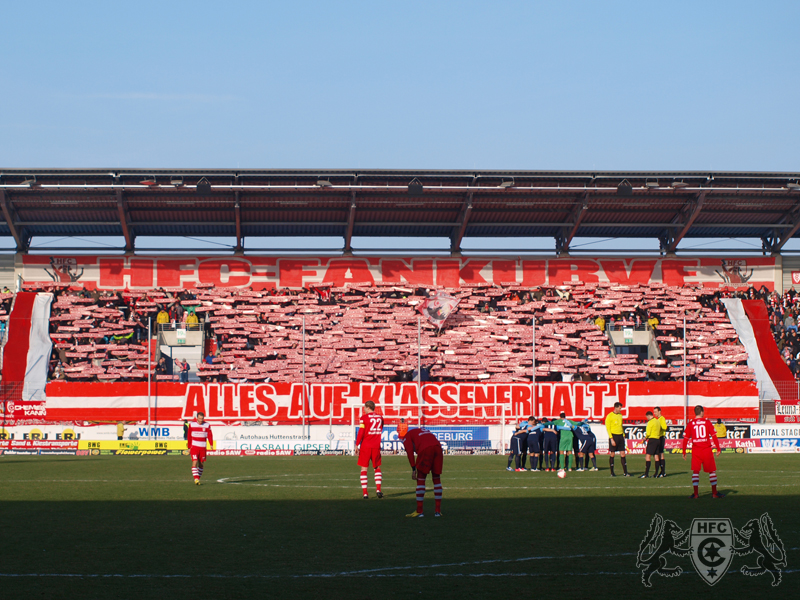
0 454 797 599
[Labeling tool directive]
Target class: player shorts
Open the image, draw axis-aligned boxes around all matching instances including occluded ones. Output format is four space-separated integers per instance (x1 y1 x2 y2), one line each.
691 447 717 473
510 438 523 455
577 439 594 454
190 448 207 463
645 438 661 456
584 442 596 455
559 437 573 452
610 434 626 452
527 438 541 454
415 446 444 476
543 438 557 453
658 437 666 454
357 446 382 468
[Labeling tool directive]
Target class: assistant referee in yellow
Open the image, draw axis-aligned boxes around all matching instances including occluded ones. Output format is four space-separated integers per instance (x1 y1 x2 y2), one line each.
605 402 630 477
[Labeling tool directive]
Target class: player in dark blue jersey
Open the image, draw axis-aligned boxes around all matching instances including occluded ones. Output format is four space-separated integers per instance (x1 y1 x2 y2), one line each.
574 420 598 471
541 418 559 471
506 425 528 471
525 417 544 471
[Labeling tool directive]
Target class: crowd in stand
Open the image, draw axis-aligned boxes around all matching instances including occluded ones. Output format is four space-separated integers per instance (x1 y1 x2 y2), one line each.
5 280 760 385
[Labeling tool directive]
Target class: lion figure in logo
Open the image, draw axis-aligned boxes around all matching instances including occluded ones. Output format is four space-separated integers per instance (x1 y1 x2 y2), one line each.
733 513 787 587
636 513 691 587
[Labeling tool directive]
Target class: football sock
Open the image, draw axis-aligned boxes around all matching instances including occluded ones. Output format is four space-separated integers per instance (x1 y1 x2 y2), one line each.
374 468 382 493
360 471 368 495
550 453 556 469
591 456 597 469
416 477 426 513
620 456 628 475
609 456 615 475
660 457 665 475
514 455 521 469
692 471 700 495
564 455 570 470
433 476 442 512
709 472 717 495
521 454 527 469
644 460 651 477
192 467 199 479
507 454 514 468
531 455 538 470
576 456 582 469
198 466 203 479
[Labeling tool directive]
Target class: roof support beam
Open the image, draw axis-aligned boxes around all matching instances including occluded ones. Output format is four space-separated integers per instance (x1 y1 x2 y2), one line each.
115 191 135 253
450 192 473 255
762 198 800 255
234 191 243 255
555 193 589 255
0 191 30 252
660 192 706 253
344 192 356 255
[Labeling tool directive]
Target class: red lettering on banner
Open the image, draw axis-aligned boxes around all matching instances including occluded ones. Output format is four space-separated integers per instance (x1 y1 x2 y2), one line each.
549 259 600 285
440 384 458 406
279 259 320 288
496 385 511 410
617 383 628 416
332 385 349 419
289 385 305 419
362 384 382 406
99 258 154 288
254 385 277 418
157 259 196 287
222 385 238 417
239 385 255 418
207 385 223 418
382 385 397 418
587 383 609 417
551 385 573 415
573 384 588 418
535 384 551 417
521 260 546 286
199 259 251 287
459 385 474 417
511 385 531 416
475 385 494 405
381 259 434 286
435 260 460 288
311 386 328 418
399 384 418 417
184 385 206 417
600 259 657 285
492 260 518 285
323 259 375 287
458 260 490 285
661 259 698 287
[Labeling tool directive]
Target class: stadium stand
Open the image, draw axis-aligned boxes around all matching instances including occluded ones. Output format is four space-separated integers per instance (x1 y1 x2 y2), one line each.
24 281 760 385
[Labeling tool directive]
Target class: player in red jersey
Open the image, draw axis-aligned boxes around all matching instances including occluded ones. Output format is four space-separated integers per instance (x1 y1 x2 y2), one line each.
398 427 443 518
186 412 214 485
355 401 384 499
682 405 723 499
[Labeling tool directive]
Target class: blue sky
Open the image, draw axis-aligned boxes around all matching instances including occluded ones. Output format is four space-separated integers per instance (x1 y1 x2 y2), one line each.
1 1 798 252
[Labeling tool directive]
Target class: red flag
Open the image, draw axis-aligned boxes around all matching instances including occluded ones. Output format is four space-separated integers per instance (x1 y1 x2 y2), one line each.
417 291 460 329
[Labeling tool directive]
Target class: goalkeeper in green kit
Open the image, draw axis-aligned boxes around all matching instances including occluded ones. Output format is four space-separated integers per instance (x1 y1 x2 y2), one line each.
553 411 579 471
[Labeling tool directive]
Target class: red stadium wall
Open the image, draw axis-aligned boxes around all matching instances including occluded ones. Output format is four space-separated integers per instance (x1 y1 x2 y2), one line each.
41 380 759 424
21 255 777 290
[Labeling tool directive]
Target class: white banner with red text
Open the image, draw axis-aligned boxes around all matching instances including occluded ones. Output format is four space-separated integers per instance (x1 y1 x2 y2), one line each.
42 380 759 424
20 255 777 290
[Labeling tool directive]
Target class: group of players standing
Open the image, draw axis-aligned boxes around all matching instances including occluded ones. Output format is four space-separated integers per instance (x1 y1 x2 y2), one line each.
506 411 599 472
505 402 723 498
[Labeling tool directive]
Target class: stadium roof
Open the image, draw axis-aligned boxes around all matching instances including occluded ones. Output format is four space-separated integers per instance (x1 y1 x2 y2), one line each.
1 168 800 255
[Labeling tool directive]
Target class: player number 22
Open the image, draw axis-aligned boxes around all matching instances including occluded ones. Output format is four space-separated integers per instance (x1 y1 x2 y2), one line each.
368 420 382 435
